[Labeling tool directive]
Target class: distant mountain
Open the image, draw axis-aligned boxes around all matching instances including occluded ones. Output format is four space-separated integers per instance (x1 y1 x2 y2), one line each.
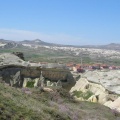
101 43 120 50
20 39 61 46
20 39 120 50
0 39 19 48
80 43 120 50
0 39 13 43
0 39 120 50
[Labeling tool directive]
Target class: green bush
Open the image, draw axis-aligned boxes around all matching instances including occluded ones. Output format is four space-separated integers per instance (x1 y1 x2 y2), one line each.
26 81 35 88
72 90 93 100
72 90 83 98
83 91 93 100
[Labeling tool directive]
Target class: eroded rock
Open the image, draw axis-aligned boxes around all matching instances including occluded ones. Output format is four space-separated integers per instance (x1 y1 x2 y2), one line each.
0 53 75 90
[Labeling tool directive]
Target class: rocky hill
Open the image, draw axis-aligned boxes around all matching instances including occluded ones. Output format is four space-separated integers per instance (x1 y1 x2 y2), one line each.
20 39 61 46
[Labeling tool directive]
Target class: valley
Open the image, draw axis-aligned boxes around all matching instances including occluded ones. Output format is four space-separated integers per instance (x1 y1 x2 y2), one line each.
0 39 120 65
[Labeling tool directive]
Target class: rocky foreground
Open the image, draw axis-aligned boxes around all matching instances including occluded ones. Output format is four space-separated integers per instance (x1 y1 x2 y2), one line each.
0 81 118 120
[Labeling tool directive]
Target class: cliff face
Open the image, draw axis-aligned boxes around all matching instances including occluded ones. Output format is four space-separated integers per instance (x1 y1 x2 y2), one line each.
1 67 21 86
22 66 75 87
0 66 75 90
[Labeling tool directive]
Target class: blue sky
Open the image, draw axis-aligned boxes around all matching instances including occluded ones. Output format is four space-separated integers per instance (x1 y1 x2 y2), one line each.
0 0 120 45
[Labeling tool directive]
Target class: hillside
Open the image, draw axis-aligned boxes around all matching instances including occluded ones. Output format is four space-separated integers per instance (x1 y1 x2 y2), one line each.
0 39 120 65
0 82 118 120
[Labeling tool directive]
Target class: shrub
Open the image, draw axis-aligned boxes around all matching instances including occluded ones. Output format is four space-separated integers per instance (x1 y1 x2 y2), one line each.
26 81 35 88
72 90 83 98
83 91 93 100
72 90 93 100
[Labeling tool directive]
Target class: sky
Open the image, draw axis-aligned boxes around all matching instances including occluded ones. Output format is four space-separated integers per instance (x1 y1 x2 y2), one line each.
0 0 120 45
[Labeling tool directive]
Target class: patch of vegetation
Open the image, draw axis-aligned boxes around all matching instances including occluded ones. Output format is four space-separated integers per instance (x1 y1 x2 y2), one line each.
0 91 41 120
72 90 83 98
26 81 35 88
83 90 94 99
72 90 93 100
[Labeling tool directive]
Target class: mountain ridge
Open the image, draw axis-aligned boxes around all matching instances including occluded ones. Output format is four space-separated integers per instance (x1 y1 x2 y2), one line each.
0 38 120 50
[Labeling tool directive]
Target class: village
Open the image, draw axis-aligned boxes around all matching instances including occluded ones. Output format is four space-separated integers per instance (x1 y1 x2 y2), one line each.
27 59 120 73
66 62 120 73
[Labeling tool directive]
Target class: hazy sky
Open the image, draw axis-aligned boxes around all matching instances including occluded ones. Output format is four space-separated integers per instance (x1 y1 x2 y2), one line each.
0 0 120 45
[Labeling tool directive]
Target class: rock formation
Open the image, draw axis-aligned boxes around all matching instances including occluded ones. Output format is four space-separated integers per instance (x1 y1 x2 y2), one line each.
12 52 24 60
70 70 120 113
0 53 75 90
104 97 120 113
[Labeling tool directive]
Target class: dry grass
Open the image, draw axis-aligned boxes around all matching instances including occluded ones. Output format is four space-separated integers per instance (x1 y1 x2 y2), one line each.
0 82 118 120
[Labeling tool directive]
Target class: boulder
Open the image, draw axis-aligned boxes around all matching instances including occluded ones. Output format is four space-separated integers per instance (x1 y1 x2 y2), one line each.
43 87 54 92
0 53 24 67
104 97 120 113
70 78 89 92
109 97 120 112
97 93 108 104
73 96 84 101
88 95 98 103
104 101 113 107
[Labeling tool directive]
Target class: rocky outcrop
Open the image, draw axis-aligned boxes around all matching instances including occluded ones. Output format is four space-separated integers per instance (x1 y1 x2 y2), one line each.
0 53 25 67
104 97 120 112
1 67 23 87
0 53 75 90
83 70 120 94
70 78 109 104
12 52 24 60
1 66 75 90
41 68 75 90
70 71 120 113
